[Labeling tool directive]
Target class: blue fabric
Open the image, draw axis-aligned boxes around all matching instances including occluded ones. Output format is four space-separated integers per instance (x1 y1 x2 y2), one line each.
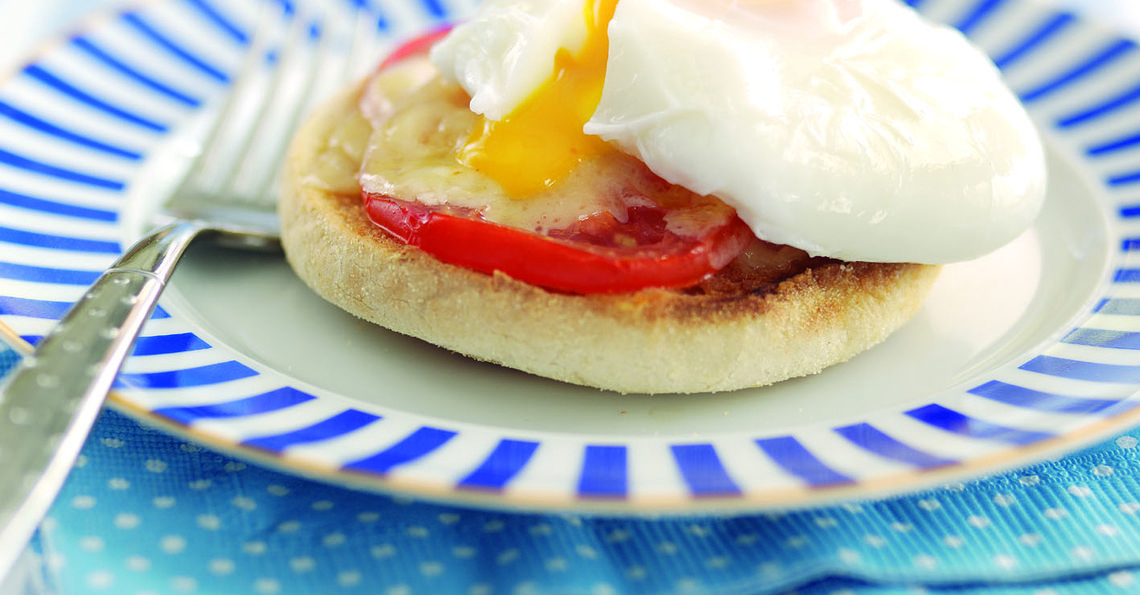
24 413 1140 595
8 342 1140 594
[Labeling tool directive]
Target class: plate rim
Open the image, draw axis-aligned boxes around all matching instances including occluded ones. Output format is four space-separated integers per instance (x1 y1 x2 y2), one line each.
2 0 1140 514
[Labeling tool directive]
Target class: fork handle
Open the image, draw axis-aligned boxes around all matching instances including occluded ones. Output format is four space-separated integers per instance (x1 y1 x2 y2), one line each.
0 220 207 579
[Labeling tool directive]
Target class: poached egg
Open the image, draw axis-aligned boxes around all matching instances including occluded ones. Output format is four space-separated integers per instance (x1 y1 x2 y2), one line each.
429 0 1047 264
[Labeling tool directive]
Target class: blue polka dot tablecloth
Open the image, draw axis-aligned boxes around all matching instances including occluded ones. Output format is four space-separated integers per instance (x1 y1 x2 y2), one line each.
6 344 1140 594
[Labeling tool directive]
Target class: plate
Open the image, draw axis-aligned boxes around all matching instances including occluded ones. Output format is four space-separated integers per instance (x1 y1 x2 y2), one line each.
1 0 1138 514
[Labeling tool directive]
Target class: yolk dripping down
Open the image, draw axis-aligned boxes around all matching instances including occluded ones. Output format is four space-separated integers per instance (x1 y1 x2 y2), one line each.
457 0 619 197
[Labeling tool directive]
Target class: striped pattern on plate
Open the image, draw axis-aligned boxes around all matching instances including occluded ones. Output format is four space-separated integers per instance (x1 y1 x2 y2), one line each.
2 0 1140 512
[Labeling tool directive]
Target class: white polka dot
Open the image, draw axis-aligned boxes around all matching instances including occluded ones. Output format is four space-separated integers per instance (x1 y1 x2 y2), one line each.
153 497 176 509
40 517 58 532
891 522 914 533
841 502 863 513
1019 475 1040 486
1018 533 1043 547
145 460 167 473
41 553 65 574
1116 436 1138 449
994 554 1017 569
734 534 758 546
209 559 235 576
452 546 476 559
420 561 445 576
277 521 301 533
993 494 1016 507
289 557 315 573
108 478 130 490
312 500 334 511
125 556 151 572
358 512 381 523
688 524 712 536
406 526 430 539
101 438 125 448
160 535 186 554
831 590 856 595
438 513 461 525
469 584 492 595
814 517 838 529
170 576 197 592
512 582 538 595
483 520 505 532
387 585 412 595
243 541 268 556
115 513 141 530
498 549 520 565
1071 546 1095 560
1109 571 1135 587
1044 508 1069 520
863 534 887 548
758 561 783 577
338 571 363 587
323 532 347 547
785 536 809 549
625 566 647 580
917 499 941 511
1120 502 1140 515
1068 485 1094 498
371 545 396 559
223 462 246 472
838 548 860 564
544 557 568 572
74 455 88 468
267 485 290 496
188 480 212 491
196 515 222 531
180 443 201 453
914 555 938 569
592 583 617 595
942 535 965 548
675 578 702 593
1097 524 1120 537
529 523 554 536
605 529 630 543
656 542 678 555
79 536 105 553
86 570 114 589
705 556 730 569
967 516 991 529
254 578 280 594
1094 465 1115 477
233 497 257 511
72 495 96 509
576 545 598 559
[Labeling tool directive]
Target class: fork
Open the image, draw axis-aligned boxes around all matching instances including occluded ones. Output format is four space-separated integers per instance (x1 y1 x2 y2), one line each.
0 0 373 579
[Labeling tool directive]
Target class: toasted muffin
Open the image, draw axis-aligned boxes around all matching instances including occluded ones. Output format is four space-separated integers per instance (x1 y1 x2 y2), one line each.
278 62 940 394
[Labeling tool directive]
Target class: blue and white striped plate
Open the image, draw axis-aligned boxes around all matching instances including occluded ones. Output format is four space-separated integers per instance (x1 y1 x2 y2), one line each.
1 0 1139 514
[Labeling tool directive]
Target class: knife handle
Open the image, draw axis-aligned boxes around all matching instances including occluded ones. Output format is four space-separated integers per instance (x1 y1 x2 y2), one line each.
0 220 204 580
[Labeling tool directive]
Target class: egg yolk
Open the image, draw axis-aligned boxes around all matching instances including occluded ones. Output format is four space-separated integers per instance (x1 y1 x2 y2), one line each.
456 0 619 197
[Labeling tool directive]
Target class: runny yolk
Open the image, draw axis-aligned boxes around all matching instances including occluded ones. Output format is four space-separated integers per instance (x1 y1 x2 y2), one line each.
456 0 619 197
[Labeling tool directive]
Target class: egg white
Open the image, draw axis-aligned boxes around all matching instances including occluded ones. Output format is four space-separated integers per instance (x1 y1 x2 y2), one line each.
432 0 1047 263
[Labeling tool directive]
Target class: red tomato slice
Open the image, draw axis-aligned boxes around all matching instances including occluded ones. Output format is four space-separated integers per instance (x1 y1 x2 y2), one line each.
361 32 755 294
377 26 452 71
364 194 754 293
